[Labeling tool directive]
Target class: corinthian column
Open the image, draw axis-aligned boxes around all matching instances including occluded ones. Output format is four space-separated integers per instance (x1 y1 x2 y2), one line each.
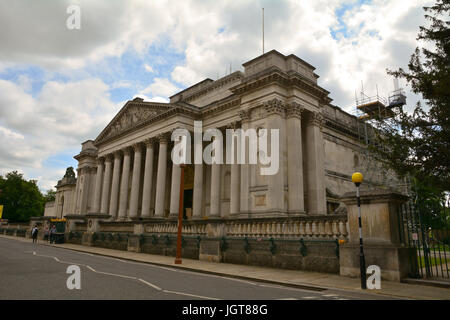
100 155 113 214
238 110 251 213
109 151 122 219
229 122 240 216
169 162 181 218
210 135 221 217
141 139 155 218
286 102 305 213
118 147 131 219
92 158 104 213
192 163 203 218
129 143 142 218
154 135 168 217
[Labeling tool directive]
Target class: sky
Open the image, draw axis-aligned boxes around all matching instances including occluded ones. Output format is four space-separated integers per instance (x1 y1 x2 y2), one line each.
0 0 433 192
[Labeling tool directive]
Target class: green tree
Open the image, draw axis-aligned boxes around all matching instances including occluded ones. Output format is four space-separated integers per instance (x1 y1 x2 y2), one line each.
43 189 56 202
0 171 45 222
374 0 450 193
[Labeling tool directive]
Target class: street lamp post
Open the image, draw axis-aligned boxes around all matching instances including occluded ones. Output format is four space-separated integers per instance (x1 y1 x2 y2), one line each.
352 172 366 289
174 163 185 264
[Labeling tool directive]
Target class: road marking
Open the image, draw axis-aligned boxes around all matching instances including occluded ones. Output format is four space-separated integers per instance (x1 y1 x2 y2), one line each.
322 294 339 297
26 250 223 299
276 298 298 300
138 278 162 291
162 289 220 300
86 266 96 272
302 296 319 299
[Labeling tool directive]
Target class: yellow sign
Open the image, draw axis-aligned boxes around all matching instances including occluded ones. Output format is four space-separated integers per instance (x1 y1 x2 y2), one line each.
50 218 66 222
0 205 3 219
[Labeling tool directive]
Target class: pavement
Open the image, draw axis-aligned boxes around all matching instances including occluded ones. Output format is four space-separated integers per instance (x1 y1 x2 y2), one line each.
1 234 449 300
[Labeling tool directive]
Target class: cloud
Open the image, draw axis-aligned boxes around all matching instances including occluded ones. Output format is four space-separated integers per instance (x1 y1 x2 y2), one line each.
0 0 433 190
139 77 180 99
0 77 120 189
144 64 155 73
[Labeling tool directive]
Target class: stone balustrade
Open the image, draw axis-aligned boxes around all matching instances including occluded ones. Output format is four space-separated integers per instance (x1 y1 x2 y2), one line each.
225 217 348 239
137 215 348 240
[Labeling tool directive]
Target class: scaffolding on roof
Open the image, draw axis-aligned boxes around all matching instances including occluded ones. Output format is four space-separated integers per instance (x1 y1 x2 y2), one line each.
350 78 409 194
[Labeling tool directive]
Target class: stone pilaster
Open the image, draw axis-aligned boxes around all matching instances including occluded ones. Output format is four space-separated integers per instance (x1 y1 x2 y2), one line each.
305 112 326 215
264 98 286 213
286 102 305 213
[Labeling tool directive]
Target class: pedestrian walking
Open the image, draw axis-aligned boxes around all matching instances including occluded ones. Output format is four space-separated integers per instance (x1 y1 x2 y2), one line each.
44 225 49 242
31 225 38 243
50 224 57 244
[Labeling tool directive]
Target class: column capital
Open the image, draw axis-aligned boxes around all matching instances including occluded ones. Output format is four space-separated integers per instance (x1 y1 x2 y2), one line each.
104 153 114 162
97 157 105 164
238 109 251 123
264 98 286 117
132 142 142 152
157 133 170 144
113 150 122 159
286 102 305 119
144 137 157 147
226 120 241 130
122 147 132 156
308 112 325 129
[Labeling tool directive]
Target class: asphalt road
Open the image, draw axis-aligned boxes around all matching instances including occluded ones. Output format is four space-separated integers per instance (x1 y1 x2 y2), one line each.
0 237 393 300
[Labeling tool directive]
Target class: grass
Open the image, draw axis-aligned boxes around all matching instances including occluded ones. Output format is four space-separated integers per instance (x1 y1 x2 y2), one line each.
417 256 450 268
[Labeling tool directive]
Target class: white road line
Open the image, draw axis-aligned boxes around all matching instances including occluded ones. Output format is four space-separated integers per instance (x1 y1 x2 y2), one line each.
302 296 319 299
95 254 258 285
322 294 339 297
276 298 298 300
162 289 220 300
138 279 162 291
94 270 137 280
86 266 96 272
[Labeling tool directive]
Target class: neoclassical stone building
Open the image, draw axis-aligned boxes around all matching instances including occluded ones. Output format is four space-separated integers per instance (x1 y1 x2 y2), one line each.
45 50 392 222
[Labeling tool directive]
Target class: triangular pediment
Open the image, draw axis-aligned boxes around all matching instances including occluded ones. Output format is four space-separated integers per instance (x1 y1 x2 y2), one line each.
95 99 173 145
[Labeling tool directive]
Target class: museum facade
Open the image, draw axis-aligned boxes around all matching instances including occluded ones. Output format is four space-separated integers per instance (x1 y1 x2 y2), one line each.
43 50 386 235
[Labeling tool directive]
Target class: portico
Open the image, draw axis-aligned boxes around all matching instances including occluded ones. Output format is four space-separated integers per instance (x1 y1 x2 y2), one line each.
47 49 394 225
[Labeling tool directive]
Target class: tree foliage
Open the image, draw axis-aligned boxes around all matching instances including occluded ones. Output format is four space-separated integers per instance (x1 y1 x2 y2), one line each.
0 171 45 222
373 0 450 193
43 189 56 203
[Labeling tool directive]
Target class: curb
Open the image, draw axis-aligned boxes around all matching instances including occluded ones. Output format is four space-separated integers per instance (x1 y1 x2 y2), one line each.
402 278 450 289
